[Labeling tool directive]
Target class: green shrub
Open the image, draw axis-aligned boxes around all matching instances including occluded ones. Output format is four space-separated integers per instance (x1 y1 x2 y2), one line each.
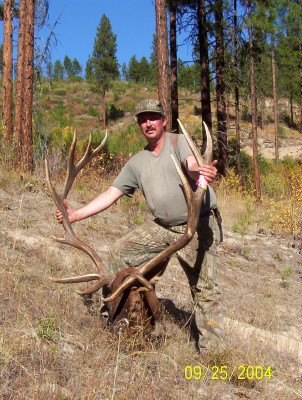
53 88 67 96
88 105 99 117
36 316 60 342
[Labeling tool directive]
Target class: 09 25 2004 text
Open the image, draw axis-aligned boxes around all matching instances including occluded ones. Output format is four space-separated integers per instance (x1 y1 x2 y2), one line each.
184 365 273 381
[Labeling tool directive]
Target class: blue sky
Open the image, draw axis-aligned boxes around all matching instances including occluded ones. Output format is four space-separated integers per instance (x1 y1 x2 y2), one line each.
36 0 193 72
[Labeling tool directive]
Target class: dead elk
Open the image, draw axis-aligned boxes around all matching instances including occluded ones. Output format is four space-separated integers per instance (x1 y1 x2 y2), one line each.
45 122 212 336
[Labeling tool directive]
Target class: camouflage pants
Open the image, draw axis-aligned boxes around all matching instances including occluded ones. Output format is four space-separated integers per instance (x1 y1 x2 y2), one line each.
108 212 224 351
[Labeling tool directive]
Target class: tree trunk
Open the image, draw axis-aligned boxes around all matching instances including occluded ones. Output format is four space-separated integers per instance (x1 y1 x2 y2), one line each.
260 97 265 130
247 0 261 203
169 1 179 133
2 0 14 144
215 0 228 176
13 0 27 168
155 0 171 130
271 38 279 160
22 0 35 172
197 0 212 143
226 92 230 130
289 92 294 127
233 0 241 180
101 92 106 129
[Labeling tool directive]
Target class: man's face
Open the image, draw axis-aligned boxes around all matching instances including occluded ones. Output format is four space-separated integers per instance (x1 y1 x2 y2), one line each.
138 112 166 142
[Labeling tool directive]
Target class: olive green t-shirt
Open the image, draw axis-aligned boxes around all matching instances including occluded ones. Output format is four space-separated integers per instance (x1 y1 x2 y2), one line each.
112 132 216 226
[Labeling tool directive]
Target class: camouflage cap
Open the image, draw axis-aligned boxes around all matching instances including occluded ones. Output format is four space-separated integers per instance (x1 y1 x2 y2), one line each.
135 99 165 121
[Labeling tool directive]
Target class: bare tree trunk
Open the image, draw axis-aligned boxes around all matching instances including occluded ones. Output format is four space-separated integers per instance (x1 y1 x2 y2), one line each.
247 0 261 203
13 0 26 168
289 92 294 127
233 0 241 180
22 0 35 172
169 1 179 133
155 0 171 130
101 92 106 129
260 97 265 130
197 0 212 143
215 0 228 176
226 92 230 130
271 38 279 160
2 0 14 144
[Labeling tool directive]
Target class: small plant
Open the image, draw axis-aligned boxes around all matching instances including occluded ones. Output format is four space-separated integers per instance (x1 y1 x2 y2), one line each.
232 215 250 236
280 267 293 288
36 316 60 342
88 104 99 117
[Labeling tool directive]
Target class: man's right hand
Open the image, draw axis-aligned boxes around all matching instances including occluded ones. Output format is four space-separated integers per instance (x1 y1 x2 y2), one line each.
56 199 78 224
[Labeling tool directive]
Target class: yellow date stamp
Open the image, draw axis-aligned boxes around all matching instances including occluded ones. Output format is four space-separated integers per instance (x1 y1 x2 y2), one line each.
184 365 272 381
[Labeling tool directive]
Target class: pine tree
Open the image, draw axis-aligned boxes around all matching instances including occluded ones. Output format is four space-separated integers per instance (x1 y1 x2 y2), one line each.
214 0 228 175
155 0 171 129
2 0 13 143
22 0 35 171
168 0 179 132
139 57 151 82
90 14 119 128
247 0 261 203
72 58 82 77
128 55 140 82
121 62 128 81
63 55 73 78
53 60 64 80
46 61 53 80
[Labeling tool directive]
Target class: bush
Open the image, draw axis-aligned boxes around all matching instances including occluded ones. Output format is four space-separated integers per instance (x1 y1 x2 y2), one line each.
88 105 99 117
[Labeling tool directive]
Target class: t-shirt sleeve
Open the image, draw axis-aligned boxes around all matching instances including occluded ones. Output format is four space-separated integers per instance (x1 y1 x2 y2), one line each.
111 161 138 197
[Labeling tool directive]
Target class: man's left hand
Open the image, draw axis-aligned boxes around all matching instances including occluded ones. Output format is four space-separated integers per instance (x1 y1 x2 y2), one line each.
198 160 218 183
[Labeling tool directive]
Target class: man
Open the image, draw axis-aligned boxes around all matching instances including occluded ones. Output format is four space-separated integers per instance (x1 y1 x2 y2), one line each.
56 99 223 352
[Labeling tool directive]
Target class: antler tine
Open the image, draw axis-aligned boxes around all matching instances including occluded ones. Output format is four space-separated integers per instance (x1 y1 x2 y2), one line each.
177 119 213 166
45 133 114 290
102 120 212 303
63 130 108 199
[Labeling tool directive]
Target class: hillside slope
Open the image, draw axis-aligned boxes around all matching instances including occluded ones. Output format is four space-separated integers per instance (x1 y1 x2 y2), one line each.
0 167 301 399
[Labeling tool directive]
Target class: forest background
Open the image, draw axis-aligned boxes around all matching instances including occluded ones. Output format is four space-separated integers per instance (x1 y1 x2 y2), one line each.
0 0 301 399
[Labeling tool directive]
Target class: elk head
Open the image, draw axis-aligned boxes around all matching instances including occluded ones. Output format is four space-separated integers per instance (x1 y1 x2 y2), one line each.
45 121 212 335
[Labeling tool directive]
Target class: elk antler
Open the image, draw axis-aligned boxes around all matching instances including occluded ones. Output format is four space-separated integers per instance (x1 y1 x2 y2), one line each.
102 120 213 302
45 131 114 291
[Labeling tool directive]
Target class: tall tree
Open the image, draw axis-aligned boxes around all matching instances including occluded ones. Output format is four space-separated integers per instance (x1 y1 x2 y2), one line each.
271 33 279 159
128 55 140 82
2 0 13 143
22 0 35 171
247 0 261 203
63 55 73 78
278 0 302 132
13 0 27 167
72 58 82 77
90 14 119 128
168 0 179 132
197 0 213 139
155 0 171 130
214 0 228 175
254 0 281 158
53 59 64 79
233 0 242 179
